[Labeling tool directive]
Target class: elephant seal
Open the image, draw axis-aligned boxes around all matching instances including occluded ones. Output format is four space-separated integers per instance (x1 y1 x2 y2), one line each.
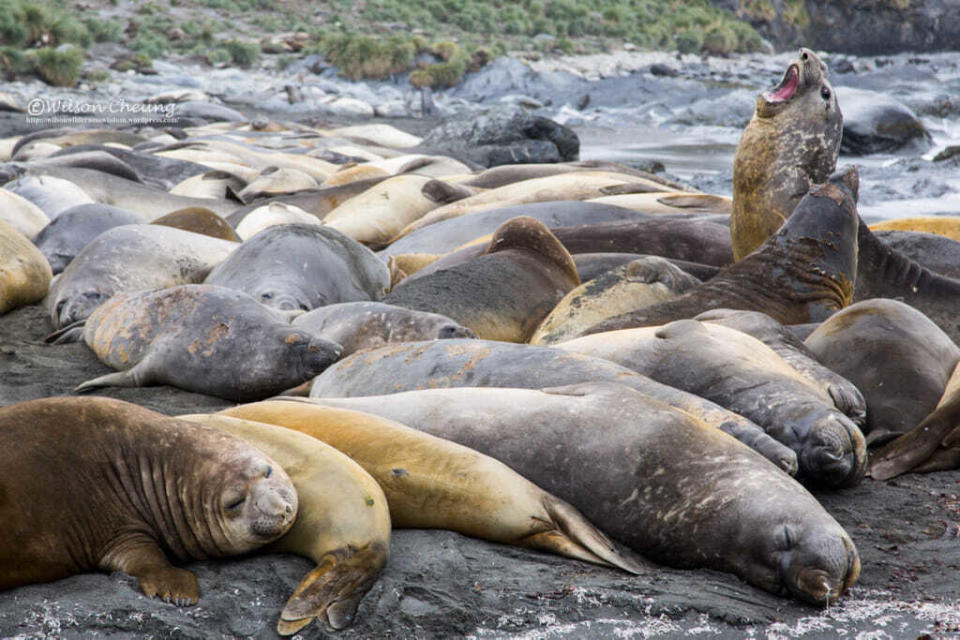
233 201 322 240
310 339 797 474
61 284 343 401
870 216 960 242
169 169 248 200
4 173 95 218
872 230 960 280
803 299 960 446
293 301 476 356
557 320 867 488
151 207 240 241
32 203 145 274
299 382 860 605
383 217 580 342
178 413 390 635
694 308 866 425
572 253 720 283
0 397 297 604
215 401 643 575
205 224 390 312
237 166 319 202
530 256 702 346
225 177 388 228
0 221 52 314
0 188 49 237
580 168 860 337
731 48 842 260
47 224 238 329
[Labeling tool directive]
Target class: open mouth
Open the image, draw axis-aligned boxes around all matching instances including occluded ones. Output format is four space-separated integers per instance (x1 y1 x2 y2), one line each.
765 63 799 103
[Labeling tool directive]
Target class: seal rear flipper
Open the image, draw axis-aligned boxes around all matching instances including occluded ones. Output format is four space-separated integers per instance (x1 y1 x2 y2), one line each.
519 495 645 575
910 446 960 473
278 544 387 635
75 367 145 392
868 395 960 480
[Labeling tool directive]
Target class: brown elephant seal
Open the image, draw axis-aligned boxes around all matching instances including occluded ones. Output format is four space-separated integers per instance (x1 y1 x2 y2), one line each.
383 217 580 342
803 298 960 446
530 256 702 345
0 221 53 314
731 48 842 260
215 401 643 576
151 206 240 241
310 339 798 475
694 308 866 425
557 320 867 488
293 301 476 356
57 284 342 401
178 413 390 634
0 397 297 604
299 382 860 605
580 168 860 337
869 216 960 242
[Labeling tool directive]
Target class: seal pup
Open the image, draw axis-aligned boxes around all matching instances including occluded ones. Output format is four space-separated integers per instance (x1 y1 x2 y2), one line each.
731 48 842 260
0 221 52 314
215 401 643 575
179 413 390 634
0 397 297 604
293 301 476 356
300 383 860 605
60 284 343 401
32 203 145 274
204 224 390 313
383 217 580 342
579 168 860 337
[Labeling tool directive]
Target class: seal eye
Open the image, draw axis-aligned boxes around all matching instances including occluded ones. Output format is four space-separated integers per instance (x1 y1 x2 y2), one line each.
260 292 274 301
265 465 272 478
226 496 246 511
821 86 831 100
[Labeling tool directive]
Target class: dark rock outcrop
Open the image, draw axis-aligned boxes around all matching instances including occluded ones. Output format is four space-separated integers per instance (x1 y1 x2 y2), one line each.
839 87 932 155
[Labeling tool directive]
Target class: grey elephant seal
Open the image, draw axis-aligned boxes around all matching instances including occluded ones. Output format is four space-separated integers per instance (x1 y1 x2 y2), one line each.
0 397 297 604
302 382 860 605
731 48 842 260
293 301 476 356
59 284 342 401
205 224 390 312
32 203 145 274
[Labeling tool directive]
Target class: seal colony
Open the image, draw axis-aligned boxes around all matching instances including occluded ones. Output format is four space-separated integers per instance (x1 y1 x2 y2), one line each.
1 47 958 637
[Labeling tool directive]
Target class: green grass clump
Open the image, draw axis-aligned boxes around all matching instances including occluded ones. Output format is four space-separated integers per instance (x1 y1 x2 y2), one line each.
674 28 703 54
33 46 83 87
85 68 112 82
225 39 261 67
702 23 738 55
83 17 124 43
206 48 231 65
320 33 417 81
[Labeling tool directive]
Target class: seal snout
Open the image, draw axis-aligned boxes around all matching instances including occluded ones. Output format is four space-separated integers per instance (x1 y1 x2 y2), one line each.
249 477 299 539
782 525 860 606
801 414 867 488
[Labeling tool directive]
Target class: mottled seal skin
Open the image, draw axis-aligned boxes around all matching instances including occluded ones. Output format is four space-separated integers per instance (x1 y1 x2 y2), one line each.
383 217 580 343
0 221 53 314
581 168 860 337
310 340 797 475
872 230 960 280
731 48 842 260
179 413 390 635
531 256 702 346
205 224 390 313
68 284 342 402
151 207 240 242
46 224 238 329
216 401 642 576
804 299 960 446
0 397 297 604
293 301 476 356
299 382 860 605
694 308 866 425
32 203 145 274
557 320 867 488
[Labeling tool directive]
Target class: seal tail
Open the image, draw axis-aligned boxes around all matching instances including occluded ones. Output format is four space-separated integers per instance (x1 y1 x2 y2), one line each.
278 543 388 636
519 495 645 575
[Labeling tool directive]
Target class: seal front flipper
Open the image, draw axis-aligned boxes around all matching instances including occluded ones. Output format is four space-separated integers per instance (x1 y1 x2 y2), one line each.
99 534 200 606
278 544 387 634
869 394 960 480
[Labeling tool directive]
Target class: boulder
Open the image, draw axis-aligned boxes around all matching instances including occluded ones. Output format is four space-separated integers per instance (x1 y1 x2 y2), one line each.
839 87 931 155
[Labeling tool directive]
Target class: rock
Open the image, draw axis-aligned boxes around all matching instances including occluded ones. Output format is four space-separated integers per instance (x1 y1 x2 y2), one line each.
420 105 579 168
322 96 375 117
838 87 932 156
933 145 960 163
649 63 678 78
172 101 246 123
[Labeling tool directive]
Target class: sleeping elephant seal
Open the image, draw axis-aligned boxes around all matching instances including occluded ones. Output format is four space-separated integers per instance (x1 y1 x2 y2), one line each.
205 224 390 313
383 217 580 342
803 298 960 446
0 397 297 604
300 382 860 605
151 207 239 241
178 413 390 635
310 339 798 475
579 167 860 337
32 203 145 274
557 321 867 488
215 401 643 575
0 221 53 314
731 48 842 260
293 301 476 356
46 224 238 329
530 256 702 346
60 284 342 401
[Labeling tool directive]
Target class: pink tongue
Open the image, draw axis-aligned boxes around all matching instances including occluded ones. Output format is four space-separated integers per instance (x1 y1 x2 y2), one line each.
768 67 799 102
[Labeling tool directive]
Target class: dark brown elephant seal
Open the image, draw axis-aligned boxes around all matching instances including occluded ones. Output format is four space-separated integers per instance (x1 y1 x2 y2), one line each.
731 48 842 260
383 217 580 342
803 298 960 446
152 206 240 241
580 168 860 337
0 396 297 604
